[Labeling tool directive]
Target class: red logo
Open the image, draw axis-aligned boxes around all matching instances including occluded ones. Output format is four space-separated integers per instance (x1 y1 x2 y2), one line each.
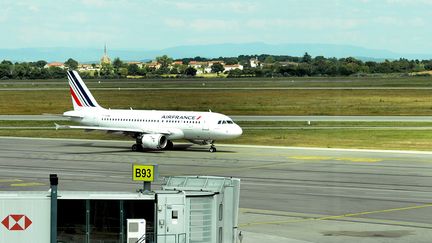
2 215 32 231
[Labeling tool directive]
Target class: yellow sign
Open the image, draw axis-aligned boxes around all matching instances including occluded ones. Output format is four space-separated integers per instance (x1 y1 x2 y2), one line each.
132 165 156 181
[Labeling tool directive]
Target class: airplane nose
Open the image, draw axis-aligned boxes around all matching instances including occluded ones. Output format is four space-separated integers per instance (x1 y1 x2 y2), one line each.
232 125 243 137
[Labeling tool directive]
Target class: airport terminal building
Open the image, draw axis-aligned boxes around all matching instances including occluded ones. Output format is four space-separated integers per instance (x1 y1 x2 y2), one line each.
0 176 240 243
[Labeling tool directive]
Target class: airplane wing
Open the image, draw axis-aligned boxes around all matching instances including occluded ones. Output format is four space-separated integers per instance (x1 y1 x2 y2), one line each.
55 123 171 135
63 114 84 119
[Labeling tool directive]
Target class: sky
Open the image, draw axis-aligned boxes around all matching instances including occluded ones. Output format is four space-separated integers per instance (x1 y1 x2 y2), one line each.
1 0 432 54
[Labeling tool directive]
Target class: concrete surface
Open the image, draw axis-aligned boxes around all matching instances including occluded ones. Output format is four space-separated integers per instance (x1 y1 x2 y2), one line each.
0 137 432 242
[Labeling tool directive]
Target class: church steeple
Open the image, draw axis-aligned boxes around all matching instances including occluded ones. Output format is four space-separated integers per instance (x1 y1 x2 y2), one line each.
100 43 111 65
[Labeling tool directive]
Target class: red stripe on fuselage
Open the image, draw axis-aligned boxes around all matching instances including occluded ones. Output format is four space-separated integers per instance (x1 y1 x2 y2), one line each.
70 87 83 107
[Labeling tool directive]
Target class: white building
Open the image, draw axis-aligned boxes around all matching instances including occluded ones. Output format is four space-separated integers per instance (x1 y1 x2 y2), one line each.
224 64 244 72
250 57 260 68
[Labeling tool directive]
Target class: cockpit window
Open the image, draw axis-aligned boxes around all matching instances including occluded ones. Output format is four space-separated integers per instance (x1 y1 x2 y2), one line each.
218 120 235 125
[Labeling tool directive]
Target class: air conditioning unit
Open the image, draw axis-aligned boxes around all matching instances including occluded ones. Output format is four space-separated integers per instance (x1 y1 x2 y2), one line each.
127 219 146 243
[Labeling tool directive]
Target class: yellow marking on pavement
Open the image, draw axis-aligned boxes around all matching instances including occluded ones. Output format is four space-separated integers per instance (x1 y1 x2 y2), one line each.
10 182 45 187
239 203 432 227
289 156 333 160
0 179 23 183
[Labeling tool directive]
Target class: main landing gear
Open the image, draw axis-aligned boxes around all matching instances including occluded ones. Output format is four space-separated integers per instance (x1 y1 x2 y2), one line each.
132 134 143 152
165 140 174 150
131 143 143 152
209 141 217 153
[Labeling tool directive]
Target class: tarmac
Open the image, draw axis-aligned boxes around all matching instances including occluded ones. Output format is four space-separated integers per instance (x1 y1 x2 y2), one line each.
1 136 432 242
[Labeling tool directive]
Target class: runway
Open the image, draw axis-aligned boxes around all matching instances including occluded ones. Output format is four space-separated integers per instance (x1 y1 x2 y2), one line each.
0 137 432 242
2 114 432 122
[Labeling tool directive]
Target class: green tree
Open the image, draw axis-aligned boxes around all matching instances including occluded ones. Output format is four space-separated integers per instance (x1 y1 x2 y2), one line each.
184 66 197 76
113 57 123 70
100 63 113 78
227 68 243 78
302 52 312 63
13 63 29 79
118 67 128 77
211 63 224 75
64 58 78 70
225 58 238 65
48 66 65 78
1 60 13 65
156 55 173 70
0 64 12 79
264 55 275 64
35 60 47 68
127 64 140 75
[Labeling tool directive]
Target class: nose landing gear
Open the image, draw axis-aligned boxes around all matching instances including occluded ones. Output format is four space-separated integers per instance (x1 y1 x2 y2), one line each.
209 141 217 153
209 146 216 153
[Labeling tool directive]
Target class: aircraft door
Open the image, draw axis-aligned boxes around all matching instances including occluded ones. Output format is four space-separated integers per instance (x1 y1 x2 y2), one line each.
202 120 209 131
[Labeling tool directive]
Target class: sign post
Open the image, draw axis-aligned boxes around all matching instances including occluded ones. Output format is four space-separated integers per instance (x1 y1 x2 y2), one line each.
132 164 158 193
50 174 58 243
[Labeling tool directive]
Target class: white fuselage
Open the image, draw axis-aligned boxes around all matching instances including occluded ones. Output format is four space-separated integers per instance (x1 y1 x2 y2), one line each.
65 108 243 141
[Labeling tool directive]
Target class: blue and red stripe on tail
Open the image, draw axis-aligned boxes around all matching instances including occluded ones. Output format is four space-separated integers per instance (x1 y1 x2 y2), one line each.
66 70 101 110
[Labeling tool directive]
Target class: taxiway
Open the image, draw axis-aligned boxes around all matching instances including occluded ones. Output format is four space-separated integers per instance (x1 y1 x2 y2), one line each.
0 137 432 242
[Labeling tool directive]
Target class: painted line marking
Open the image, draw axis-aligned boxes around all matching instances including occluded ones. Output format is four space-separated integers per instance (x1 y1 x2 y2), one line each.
239 203 432 227
0 179 23 183
10 182 45 187
290 156 333 160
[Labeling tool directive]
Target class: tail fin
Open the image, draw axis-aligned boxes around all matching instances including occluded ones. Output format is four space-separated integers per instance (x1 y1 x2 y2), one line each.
66 70 102 110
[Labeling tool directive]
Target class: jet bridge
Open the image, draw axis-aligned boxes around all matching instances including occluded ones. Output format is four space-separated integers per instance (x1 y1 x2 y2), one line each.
0 176 240 243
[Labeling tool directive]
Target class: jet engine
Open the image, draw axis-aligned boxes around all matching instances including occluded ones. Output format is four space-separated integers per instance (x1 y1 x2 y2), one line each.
141 134 167 149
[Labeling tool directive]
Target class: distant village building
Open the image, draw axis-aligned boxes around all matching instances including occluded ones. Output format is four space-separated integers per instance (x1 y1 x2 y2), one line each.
250 57 260 68
208 61 225 66
127 61 144 68
78 64 100 71
44 62 65 69
188 61 208 74
172 61 183 66
223 64 244 72
186 60 247 74
100 44 111 65
146 61 161 69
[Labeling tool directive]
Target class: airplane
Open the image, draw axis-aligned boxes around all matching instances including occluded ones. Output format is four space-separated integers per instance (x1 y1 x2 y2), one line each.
56 70 243 152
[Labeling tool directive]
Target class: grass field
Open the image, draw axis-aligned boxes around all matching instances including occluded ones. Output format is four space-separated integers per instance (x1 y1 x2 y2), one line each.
2 76 432 150
1 124 432 151
2 75 432 89
1 89 432 115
